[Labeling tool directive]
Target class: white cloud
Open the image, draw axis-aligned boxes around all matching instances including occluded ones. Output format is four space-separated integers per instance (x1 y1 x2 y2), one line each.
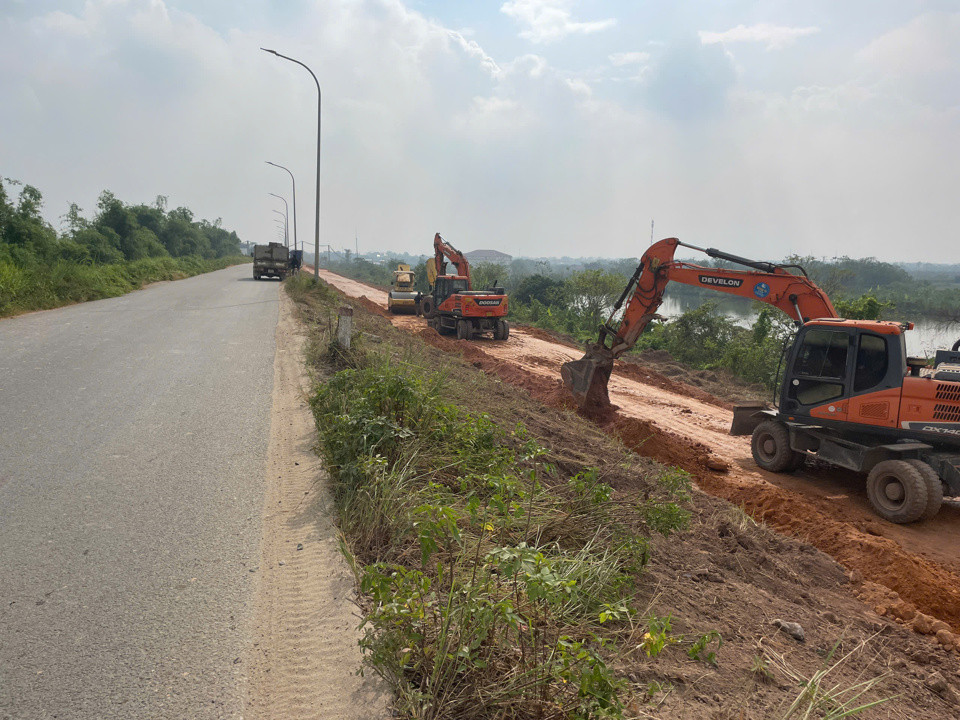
855 12 960 110
609 51 649 67
1 1 958 263
448 30 502 78
500 0 616 44
699 23 820 51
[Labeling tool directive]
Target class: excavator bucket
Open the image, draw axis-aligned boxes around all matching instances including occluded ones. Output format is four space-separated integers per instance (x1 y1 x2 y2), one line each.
561 349 614 410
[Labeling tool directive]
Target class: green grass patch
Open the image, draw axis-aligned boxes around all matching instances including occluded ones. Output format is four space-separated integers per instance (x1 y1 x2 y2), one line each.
293 279 707 720
0 255 250 317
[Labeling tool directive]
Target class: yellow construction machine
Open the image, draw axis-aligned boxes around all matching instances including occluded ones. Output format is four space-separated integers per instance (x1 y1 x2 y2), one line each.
387 264 418 314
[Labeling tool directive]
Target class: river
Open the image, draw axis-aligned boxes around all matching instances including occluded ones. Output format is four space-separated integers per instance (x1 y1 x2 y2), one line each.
657 297 959 359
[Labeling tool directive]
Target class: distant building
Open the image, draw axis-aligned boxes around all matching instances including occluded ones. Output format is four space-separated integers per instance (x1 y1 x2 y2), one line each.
464 249 512 264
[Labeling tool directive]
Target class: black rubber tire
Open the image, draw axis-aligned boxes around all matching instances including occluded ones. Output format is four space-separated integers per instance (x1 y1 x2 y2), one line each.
751 420 801 472
501 320 509 340
456 319 469 340
785 450 807 472
493 320 505 341
420 296 436 318
906 459 944 521
866 459 928 524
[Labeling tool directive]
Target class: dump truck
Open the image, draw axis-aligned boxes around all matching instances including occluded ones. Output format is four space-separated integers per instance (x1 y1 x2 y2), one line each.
253 242 289 281
388 264 418 313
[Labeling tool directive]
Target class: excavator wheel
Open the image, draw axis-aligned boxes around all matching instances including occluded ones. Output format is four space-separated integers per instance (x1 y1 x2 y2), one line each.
456 319 471 340
905 459 944 521
750 420 804 473
866 460 928 524
420 296 436 319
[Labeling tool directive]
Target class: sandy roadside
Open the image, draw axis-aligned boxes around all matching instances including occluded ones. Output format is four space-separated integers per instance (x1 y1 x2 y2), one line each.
246 288 391 719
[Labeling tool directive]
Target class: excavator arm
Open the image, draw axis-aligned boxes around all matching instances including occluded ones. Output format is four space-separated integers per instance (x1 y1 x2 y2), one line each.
561 237 838 409
432 233 472 288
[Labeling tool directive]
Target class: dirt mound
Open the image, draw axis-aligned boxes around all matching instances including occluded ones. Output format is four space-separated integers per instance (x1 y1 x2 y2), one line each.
355 295 391 319
613 360 732 411
626 349 768 406
415 328 577 408
514 324 581 350
585 412 960 640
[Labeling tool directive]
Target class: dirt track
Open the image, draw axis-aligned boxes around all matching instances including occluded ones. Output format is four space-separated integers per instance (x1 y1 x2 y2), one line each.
312 268 960 646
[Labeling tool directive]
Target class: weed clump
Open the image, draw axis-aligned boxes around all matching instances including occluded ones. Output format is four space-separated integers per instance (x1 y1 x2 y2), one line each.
310 358 693 719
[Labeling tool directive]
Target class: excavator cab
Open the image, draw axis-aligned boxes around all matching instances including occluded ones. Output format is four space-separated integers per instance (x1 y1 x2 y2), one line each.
776 320 908 427
434 276 469 305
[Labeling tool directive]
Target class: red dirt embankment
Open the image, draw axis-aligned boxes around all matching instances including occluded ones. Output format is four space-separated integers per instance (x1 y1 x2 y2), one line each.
314 268 960 649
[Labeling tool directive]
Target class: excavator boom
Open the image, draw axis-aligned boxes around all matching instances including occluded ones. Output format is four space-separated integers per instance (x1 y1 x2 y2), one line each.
433 233 472 287
561 237 838 409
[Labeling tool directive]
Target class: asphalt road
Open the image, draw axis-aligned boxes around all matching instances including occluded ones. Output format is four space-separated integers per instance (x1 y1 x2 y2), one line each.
0 265 278 719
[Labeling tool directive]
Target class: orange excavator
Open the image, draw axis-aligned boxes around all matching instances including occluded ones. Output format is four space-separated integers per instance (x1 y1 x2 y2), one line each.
419 233 510 341
561 237 960 523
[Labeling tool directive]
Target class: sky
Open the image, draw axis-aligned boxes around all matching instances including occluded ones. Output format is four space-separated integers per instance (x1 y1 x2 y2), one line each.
1 0 958 262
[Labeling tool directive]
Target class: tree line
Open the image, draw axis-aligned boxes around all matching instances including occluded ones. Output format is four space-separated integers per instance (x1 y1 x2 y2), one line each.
0 177 246 316
322 247 959 390
1 179 242 267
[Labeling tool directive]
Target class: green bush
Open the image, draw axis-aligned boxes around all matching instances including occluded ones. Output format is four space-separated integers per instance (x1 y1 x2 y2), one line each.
309 360 694 718
0 255 248 317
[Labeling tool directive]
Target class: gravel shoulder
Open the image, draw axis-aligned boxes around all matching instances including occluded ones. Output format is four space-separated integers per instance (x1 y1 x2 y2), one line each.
246 287 391 719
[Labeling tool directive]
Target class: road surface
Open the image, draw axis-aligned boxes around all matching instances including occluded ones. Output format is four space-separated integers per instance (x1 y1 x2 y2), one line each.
0 265 278 719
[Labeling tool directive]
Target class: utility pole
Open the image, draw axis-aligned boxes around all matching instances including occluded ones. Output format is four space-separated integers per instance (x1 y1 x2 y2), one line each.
266 164 297 251
272 208 288 247
261 48 321 279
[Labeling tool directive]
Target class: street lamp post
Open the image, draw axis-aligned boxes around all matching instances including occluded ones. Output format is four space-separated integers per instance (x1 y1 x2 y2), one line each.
261 48 320 279
266 161 297 254
272 208 288 247
269 193 289 248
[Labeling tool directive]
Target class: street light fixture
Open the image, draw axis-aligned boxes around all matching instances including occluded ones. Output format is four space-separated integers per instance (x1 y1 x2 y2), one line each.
266 161 297 254
261 48 320 278
269 193 289 248
272 208 288 247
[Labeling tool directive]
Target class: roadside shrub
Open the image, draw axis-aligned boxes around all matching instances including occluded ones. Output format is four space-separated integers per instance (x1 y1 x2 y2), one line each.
308 361 686 718
0 255 248 317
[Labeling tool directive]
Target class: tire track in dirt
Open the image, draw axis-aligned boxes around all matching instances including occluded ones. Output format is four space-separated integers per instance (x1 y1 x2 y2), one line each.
312 268 960 649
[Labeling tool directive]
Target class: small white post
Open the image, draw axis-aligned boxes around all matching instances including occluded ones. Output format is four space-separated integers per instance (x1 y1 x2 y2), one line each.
337 306 353 349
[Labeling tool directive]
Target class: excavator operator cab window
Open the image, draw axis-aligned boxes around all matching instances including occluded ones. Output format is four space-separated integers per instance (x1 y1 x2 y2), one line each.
854 334 888 392
435 277 468 303
788 328 849 406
